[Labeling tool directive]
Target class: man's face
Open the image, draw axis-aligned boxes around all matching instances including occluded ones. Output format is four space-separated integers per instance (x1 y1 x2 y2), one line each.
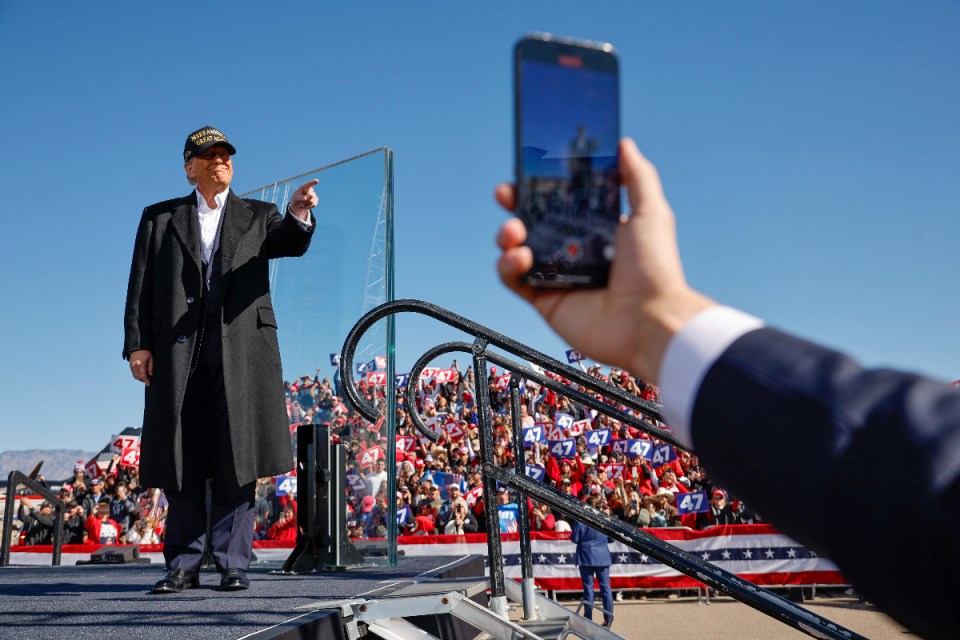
185 145 233 193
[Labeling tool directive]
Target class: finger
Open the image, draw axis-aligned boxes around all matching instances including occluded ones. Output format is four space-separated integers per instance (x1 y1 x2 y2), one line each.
494 183 516 212
300 179 320 194
497 246 536 303
620 138 666 215
147 356 153 377
496 218 527 251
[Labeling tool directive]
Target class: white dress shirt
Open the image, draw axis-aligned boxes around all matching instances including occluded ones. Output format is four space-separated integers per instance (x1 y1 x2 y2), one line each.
196 189 228 265
658 306 764 449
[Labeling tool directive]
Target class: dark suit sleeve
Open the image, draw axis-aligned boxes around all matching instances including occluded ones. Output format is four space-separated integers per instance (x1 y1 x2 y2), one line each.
263 204 315 259
122 207 155 359
691 327 960 639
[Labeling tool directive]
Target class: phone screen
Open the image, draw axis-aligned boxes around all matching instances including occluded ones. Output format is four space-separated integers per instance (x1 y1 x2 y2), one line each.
515 36 620 288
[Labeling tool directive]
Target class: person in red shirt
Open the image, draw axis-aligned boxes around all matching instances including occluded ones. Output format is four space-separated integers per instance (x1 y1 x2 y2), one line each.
531 501 556 531
266 505 297 541
85 500 122 545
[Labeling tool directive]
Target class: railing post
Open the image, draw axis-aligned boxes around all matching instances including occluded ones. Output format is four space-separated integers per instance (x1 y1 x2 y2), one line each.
472 337 508 619
509 374 537 621
1 471 65 567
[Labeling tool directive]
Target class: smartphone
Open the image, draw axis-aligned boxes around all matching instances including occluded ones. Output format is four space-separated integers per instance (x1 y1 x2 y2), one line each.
514 34 620 288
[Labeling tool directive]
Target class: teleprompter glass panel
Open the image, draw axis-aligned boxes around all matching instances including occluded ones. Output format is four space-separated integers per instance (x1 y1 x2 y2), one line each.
241 148 396 565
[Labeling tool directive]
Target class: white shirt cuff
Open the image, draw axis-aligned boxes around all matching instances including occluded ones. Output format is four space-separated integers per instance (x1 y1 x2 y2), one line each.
287 206 314 230
658 306 764 449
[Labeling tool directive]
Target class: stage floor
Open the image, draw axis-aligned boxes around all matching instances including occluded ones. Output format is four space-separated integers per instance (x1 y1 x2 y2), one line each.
0 555 467 640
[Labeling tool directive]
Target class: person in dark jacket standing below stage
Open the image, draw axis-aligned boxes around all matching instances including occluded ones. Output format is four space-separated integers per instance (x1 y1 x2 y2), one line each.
570 496 614 627
124 126 319 594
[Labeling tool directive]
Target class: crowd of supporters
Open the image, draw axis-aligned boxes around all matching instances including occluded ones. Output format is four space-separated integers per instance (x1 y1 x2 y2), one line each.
12 462 167 547
10 359 760 547
289 359 762 538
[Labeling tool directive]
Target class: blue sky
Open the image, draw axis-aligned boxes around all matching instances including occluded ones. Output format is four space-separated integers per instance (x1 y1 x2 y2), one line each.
1 2 958 452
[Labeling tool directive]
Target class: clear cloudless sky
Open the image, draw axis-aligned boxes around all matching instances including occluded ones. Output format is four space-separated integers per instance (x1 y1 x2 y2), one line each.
1 2 958 452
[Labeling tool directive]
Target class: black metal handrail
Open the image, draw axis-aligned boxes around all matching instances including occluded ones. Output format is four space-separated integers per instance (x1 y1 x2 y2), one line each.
339 299 866 639
1 471 66 566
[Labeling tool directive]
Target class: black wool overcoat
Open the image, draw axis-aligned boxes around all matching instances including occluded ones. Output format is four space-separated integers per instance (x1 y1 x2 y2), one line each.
123 191 313 491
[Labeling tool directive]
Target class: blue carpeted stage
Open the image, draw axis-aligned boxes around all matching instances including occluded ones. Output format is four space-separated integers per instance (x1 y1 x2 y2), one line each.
0 554 479 640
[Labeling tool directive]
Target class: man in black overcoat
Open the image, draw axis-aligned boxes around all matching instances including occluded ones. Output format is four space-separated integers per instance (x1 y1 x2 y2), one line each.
124 126 318 593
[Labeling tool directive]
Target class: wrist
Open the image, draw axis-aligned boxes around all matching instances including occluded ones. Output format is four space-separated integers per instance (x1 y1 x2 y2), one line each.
634 290 716 384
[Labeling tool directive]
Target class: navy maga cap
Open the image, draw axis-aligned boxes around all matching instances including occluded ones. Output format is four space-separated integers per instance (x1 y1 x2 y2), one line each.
183 125 236 162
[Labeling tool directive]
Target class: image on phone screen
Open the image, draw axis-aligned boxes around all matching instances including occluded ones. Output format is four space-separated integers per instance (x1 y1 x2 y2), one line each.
515 36 620 288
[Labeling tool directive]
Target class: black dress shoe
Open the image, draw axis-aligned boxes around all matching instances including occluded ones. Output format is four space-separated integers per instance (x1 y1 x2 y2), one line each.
151 569 199 594
220 568 249 591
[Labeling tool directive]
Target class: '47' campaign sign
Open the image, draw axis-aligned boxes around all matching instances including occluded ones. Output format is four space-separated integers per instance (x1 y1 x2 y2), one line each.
650 444 677 467
359 446 384 468
568 419 590 437
548 438 576 458
365 371 387 386
523 425 545 446
276 474 298 497
525 464 546 481
585 428 611 448
600 462 626 481
613 439 652 459
677 491 709 515
555 413 574 432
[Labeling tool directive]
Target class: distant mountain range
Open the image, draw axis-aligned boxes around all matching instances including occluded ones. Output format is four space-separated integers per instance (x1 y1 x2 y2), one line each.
0 450 97 485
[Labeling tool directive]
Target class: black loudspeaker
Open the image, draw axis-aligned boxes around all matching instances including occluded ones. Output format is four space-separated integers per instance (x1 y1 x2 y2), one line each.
77 545 151 565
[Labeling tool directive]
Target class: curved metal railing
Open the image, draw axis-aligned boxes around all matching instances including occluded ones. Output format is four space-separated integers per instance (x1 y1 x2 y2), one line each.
339 299 865 640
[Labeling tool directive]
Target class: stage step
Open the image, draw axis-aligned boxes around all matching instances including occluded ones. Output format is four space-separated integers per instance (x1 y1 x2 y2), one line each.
503 578 620 640
512 619 570 639
284 576 626 640
336 578 622 640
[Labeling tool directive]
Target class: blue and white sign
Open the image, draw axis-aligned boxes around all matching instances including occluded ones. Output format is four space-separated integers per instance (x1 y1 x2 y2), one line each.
614 438 652 459
525 464 546 481
397 505 412 525
523 425 545 446
276 474 297 497
345 472 366 492
650 444 677 466
677 491 709 515
396 373 410 388
330 353 341 367
367 358 378 372
356 361 368 376
555 413 574 431
565 349 585 363
548 438 576 458
585 428 611 448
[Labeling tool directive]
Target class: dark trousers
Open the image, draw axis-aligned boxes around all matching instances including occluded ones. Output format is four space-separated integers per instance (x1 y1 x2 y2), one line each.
163 354 255 573
579 565 613 624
